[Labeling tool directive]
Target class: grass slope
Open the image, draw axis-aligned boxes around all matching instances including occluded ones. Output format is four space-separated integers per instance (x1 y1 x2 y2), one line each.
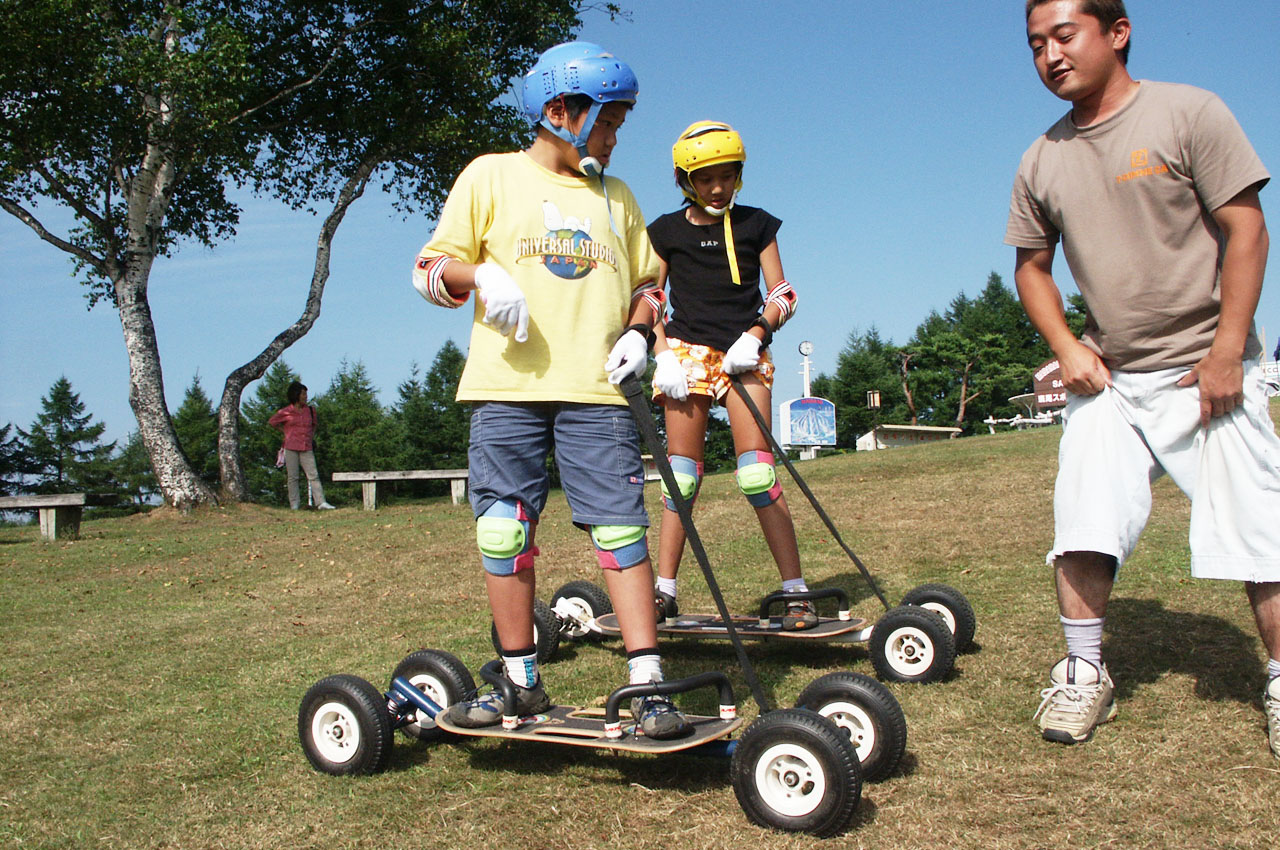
1 420 1277 849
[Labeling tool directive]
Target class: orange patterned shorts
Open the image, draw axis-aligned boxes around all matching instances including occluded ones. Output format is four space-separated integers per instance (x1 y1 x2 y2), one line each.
655 336 775 402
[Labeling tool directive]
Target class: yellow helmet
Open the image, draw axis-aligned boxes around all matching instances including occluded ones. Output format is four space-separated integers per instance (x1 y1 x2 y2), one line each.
672 121 745 173
672 121 748 285
672 121 745 209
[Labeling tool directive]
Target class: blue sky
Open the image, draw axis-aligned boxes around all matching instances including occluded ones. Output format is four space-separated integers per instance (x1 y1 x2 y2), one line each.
3 1 1279 443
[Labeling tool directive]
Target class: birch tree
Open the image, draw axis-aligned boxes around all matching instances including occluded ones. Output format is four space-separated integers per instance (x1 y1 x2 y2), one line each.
0 0 593 507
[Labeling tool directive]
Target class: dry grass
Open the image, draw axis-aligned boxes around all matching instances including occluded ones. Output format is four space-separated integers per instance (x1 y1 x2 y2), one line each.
2 414 1278 849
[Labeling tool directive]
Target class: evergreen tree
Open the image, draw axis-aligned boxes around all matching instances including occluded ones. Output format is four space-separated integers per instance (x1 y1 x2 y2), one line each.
0 423 24 496
394 343 469 498
904 272 1052 430
316 361 403 502
172 375 219 486
18 377 116 493
114 431 159 509
811 327 907 448
396 341 469 470
241 361 301 504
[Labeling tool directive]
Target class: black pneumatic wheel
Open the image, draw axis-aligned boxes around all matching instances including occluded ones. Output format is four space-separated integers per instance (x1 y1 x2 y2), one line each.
731 709 862 837
869 605 956 684
900 583 976 653
298 674 394 775
490 598 562 663
550 580 612 641
795 672 907 782
390 649 476 743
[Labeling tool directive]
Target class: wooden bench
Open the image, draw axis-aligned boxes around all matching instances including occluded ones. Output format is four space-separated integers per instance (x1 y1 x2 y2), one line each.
331 469 469 511
0 493 119 541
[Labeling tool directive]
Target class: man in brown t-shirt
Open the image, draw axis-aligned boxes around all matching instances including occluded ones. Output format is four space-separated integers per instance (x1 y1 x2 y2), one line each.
1006 0 1279 756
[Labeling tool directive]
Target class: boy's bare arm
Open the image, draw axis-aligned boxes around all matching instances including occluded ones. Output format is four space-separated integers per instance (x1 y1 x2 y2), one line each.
1014 245 1111 395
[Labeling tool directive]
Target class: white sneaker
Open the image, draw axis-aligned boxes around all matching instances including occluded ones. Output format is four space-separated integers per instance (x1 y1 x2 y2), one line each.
317 502 336 510
1265 676 1280 760
1034 656 1117 744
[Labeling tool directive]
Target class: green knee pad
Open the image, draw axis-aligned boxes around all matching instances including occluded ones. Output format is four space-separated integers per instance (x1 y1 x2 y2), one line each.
476 515 526 558
590 524 648 569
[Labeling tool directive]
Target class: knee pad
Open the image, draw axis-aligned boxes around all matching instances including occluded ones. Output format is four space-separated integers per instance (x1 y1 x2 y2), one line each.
661 455 703 511
590 524 648 570
476 499 538 575
736 450 781 507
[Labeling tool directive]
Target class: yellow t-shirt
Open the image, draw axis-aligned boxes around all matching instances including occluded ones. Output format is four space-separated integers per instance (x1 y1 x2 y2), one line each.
417 152 659 404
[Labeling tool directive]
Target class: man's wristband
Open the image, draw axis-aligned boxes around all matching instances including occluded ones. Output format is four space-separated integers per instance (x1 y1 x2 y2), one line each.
624 323 656 349
750 315 775 348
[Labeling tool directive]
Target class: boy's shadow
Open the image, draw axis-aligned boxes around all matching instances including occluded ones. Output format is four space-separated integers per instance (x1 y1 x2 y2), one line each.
1104 597 1265 704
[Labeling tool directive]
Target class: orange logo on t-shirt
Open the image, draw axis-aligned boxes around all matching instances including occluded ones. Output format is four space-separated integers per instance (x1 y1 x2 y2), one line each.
1116 148 1168 184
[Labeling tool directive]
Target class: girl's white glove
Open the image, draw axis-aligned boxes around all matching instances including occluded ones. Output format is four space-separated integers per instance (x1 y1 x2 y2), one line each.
474 263 529 342
605 329 650 384
722 332 763 375
652 350 690 401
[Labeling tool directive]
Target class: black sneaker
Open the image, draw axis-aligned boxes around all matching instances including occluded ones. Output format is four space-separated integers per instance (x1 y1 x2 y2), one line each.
630 694 693 740
655 590 679 625
443 679 551 728
782 598 819 631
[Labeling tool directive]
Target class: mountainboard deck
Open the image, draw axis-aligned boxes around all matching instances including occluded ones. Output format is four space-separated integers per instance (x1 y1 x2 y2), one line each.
436 705 741 753
595 612 872 642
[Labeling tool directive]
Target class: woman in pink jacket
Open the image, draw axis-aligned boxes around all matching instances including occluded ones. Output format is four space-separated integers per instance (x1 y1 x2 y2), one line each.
268 381 335 510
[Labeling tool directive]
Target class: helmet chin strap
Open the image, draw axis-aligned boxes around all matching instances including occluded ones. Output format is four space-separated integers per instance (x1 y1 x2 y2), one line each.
542 99 605 176
540 99 621 236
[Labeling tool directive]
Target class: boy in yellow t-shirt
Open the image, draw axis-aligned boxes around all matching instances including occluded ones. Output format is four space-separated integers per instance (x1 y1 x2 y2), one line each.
411 42 690 740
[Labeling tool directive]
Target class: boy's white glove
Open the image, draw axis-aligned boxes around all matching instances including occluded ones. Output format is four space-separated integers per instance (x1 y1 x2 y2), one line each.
605 329 650 385
652 350 689 401
722 332 762 375
474 263 529 342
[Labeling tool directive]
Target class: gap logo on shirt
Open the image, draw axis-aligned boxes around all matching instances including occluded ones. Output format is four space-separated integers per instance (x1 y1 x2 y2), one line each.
514 200 617 280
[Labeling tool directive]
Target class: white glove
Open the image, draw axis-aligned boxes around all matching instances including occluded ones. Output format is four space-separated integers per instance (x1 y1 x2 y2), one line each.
722 332 763 375
605 329 650 385
652 350 690 401
474 263 529 342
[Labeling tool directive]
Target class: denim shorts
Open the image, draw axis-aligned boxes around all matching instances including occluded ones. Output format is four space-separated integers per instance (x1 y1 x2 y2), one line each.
467 401 649 528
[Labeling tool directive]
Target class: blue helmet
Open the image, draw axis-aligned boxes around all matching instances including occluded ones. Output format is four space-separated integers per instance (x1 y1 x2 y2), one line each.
521 41 638 175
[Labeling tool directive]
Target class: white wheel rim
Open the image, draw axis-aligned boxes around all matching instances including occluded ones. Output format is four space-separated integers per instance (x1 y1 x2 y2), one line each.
311 700 361 763
885 626 935 676
753 742 828 818
559 597 594 639
919 602 956 635
818 701 876 763
406 672 448 731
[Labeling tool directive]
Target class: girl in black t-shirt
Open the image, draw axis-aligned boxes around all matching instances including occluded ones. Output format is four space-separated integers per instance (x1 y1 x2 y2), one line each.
647 121 815 630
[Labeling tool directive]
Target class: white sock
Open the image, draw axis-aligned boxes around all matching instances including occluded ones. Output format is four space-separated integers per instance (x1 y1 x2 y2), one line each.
655 576 677 598
1061 616 1104 668
1267 658 1280 681
628 653 663 686
782 578 809 594
501 651 538 689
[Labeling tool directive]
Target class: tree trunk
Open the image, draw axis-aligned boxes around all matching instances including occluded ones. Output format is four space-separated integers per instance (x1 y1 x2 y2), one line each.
116 262 219 510
116 35 219 512
217 160 377 501
899 352 919 426
954 361 981 427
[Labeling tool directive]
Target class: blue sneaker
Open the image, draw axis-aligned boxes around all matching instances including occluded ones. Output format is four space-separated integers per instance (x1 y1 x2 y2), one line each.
444 678 550 728
631 694 693 740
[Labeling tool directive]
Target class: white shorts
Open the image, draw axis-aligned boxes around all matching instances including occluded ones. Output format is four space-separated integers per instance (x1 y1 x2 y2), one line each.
1051 358 1280 581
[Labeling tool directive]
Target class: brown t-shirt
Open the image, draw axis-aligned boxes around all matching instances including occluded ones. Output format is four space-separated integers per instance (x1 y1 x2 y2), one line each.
1005 81 1269 371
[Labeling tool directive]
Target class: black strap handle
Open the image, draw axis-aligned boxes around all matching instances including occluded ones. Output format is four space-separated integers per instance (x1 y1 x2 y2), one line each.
728 374 891 611
618 374 773 713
